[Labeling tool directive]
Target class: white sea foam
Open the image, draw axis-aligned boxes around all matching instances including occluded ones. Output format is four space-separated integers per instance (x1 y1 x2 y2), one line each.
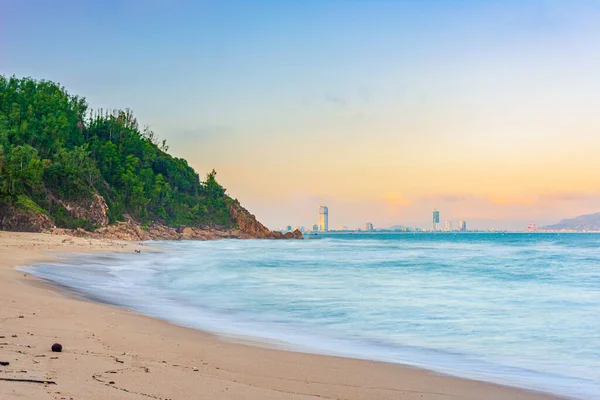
22 233 600 399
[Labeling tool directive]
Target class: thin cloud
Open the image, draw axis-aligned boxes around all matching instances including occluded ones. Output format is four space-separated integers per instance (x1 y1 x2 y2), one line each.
323 93 347 106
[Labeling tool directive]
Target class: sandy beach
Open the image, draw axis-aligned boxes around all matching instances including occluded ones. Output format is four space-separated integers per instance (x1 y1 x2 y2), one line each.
0 231 562 400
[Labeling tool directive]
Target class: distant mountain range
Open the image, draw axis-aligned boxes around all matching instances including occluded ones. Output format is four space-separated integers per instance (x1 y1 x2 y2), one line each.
542 213 600 231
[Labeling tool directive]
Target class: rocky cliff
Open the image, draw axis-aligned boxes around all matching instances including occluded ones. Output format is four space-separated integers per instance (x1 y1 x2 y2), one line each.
0 199 54 233
228 199 286 239
46 192 111 228
50 219 302 242
58 193 110 227
0 193 301 241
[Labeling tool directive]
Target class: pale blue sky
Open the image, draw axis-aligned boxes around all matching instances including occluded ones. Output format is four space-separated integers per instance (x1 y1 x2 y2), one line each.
3 1 600 229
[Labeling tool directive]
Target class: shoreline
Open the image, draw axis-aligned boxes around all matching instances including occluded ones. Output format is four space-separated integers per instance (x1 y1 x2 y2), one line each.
0 231 565 400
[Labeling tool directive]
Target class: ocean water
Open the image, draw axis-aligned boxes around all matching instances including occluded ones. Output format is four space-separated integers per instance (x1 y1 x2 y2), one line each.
22 233 600 399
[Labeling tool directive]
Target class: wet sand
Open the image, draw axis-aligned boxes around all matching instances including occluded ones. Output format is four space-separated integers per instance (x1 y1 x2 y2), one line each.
0 231 563 399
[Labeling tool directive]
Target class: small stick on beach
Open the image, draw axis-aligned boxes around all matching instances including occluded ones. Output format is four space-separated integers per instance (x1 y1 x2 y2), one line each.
0 377 56 384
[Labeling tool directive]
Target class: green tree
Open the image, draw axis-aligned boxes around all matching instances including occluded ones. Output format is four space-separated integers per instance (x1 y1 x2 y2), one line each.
44 145 101 200
0 75 238 229
3 145 43 195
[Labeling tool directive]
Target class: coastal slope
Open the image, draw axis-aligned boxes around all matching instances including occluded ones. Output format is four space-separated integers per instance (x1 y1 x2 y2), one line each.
0 76 290 239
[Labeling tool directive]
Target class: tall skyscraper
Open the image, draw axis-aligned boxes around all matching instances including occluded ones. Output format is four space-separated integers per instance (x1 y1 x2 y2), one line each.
459 220 467 232
445 221 452 231
318 205 329 232
364 222 374 231
432 209 440 231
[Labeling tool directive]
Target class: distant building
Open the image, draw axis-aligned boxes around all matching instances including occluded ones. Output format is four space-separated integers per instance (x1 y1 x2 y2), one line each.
459 220 467 232
318 205 329 232
286 225 292 232
432 209 440 231
445 221 452 231
364 222 374 231
312 224 318 232
526 222 537 232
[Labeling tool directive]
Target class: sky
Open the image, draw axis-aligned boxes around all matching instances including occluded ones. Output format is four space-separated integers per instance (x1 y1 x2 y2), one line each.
2 0 600 230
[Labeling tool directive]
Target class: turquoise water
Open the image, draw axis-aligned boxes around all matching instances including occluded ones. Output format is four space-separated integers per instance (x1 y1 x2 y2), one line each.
24 233 600 398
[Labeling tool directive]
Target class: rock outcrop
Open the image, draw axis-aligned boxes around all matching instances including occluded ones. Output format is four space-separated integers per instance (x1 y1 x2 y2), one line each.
50 197 300 241
0 201 54 232
228 199 294 239
2 192 301 241
228 199 271 238
50 219 289 242
283 229 303 239
50 192 110 228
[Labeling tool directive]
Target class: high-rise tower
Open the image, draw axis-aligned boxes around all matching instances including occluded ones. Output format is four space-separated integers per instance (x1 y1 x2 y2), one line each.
445 221 452 231
318 206 329 232
432 209 440 231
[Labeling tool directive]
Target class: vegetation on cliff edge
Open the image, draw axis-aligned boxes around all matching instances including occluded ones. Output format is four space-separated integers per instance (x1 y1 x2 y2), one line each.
0 76 235 230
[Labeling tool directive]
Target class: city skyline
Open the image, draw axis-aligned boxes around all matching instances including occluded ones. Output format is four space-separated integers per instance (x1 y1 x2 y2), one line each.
281 204 585 232
281 205 482 233
4 1 600 230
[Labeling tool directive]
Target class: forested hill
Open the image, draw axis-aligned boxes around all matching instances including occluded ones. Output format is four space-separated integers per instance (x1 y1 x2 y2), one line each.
542 213 600 232
0 76 292 239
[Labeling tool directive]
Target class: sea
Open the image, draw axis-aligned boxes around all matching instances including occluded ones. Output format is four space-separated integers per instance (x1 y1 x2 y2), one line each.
22 233 600 399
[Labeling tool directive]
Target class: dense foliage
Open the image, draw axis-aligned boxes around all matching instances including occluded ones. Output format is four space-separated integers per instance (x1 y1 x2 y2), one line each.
0 76 234 229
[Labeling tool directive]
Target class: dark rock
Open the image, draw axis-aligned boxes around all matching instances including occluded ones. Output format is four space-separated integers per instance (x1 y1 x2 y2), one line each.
0 361 9 366
51 343 62 352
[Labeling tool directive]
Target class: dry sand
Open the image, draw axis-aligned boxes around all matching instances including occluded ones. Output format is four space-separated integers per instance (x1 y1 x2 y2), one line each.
0 231 563 400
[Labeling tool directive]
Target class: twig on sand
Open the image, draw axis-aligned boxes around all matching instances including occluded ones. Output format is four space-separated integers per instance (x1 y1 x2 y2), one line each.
0 377 56 384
